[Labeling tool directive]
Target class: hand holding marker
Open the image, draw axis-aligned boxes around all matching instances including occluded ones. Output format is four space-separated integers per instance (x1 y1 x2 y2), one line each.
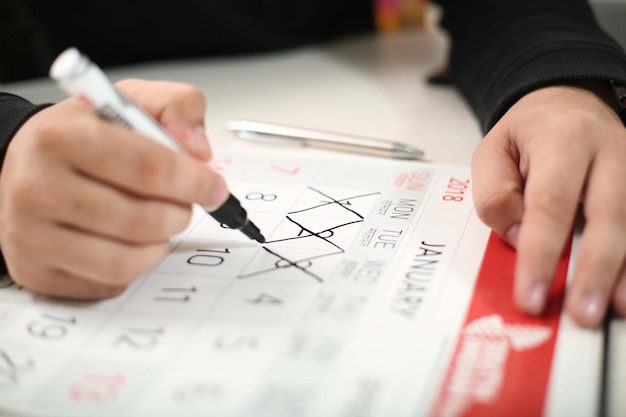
50 47 265 243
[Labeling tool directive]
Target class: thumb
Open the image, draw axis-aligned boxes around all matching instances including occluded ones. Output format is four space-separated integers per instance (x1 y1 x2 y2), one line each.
115 79 213 161
471 127 525 248
164 120 213 162
158 90 213 162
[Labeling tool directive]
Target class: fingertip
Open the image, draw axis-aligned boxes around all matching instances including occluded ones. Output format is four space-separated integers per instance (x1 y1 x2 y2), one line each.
206 175 230 210
567 288 607 328
161 121 213 161
185 126 213 161
515 277 549 316
505 222 520 249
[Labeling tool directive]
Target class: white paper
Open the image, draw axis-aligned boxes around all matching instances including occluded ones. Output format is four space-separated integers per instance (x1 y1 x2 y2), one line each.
0 150 602 417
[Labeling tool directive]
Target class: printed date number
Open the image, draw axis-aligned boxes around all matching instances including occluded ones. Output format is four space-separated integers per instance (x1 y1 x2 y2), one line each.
442 177 469 202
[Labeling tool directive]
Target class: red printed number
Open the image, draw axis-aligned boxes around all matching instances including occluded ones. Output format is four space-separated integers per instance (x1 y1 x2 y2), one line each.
271 165 300 175
69 373 126 403
442 177 469 202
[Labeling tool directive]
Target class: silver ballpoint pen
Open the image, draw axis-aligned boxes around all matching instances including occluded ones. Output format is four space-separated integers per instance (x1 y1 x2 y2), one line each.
227 120 424 160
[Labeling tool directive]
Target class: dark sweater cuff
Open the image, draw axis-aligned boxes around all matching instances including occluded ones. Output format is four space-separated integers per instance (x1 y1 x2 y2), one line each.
478 41 626 132
0 92 50 169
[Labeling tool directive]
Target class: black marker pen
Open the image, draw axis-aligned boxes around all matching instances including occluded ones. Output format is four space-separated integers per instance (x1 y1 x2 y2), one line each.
50 47 265 243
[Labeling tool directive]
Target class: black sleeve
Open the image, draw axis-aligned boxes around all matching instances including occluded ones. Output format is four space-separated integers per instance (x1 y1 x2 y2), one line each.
0 92 49 170
435 0 626 133
0 92 49 275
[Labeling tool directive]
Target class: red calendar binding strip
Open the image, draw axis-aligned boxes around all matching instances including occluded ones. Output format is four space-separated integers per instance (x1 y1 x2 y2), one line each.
431 232 572 417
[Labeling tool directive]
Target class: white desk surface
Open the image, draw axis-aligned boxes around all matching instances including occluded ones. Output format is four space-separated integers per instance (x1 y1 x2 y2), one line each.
2 28 480 166
2 28 624 416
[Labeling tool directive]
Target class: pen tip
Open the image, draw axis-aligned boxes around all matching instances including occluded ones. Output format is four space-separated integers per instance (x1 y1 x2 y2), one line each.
241 221 266 243
391 143 424 159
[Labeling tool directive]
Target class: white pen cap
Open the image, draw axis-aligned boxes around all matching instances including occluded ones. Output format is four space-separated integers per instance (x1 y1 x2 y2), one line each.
49 47 87 80
49 47 184 152
50 47 126 111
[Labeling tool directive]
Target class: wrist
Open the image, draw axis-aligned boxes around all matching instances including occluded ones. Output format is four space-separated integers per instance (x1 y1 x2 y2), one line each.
562 79 626 125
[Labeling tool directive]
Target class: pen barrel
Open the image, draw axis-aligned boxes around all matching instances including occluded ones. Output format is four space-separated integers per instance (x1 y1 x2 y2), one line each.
302 137 418 159
50 48 184 152
207 194 265 243
208 194 247 225
229 120 423 159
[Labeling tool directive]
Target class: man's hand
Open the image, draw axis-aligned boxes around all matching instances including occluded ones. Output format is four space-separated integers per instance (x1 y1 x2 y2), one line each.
0 80 228 299
472 81 626 328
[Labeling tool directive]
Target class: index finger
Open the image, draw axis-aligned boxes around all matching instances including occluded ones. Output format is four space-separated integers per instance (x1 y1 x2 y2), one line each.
514 134 589 315
40 102 228 209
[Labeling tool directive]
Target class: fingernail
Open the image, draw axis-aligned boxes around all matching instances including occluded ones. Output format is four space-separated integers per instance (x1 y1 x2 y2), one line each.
208 179 230 209
577 289 605 324
526 281 548 315
505 223 520 248
189 127 212 154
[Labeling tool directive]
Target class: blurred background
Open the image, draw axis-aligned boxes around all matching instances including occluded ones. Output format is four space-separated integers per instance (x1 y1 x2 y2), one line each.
590 0 626 49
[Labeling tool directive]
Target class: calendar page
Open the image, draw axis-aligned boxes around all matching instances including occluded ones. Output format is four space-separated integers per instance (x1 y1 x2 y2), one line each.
0 150 603 417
